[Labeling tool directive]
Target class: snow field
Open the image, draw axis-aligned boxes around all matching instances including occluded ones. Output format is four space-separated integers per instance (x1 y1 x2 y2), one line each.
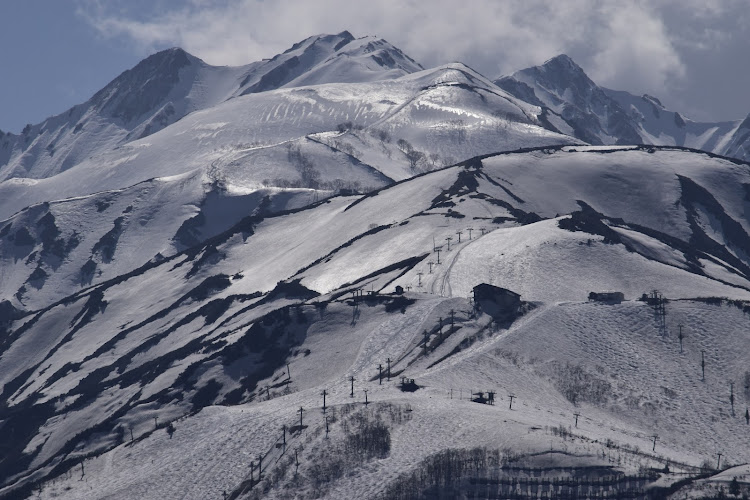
6 148 750 497
33 292 750 499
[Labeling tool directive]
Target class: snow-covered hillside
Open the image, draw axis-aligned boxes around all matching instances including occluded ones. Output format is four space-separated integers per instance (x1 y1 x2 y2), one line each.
0 31 420 185
236 31 423 95
27 298 750 500
0 174 326 312
0 41 574 313
3 147 750 498
0 48 247 181
5 31 750 499
0 60 572 221
496 54 750 162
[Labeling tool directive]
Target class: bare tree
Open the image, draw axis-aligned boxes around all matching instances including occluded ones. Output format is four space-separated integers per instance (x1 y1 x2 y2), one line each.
441 155 456 167
397 138 426 171
287 144 321 188
405 149 425 171
370 128 391 143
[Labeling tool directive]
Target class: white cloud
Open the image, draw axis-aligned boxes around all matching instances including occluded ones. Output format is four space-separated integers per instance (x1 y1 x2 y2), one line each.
588 3 685 94
77 0 705 99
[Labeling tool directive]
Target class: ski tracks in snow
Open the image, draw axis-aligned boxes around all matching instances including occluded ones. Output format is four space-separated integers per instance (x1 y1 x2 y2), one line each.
429 229 490 297
351 297 444 377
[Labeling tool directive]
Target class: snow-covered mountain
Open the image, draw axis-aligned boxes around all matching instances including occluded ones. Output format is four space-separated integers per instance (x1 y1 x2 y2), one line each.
0 40 574 313
3 147 750 498
235 31 423 95
496 54 750 161
0 31 421 183
4 32 750 499
0 48 242 181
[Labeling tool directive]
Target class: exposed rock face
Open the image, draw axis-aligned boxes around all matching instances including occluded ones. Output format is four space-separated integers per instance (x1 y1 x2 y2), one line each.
496 54 750 160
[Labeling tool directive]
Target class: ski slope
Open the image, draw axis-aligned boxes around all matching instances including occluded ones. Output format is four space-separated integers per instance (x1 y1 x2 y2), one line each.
29 294 750 499
3 147 750 498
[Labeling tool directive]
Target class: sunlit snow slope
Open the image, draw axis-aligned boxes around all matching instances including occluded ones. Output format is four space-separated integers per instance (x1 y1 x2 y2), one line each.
3 147 750 498
0 31 420 184
0 43 575 312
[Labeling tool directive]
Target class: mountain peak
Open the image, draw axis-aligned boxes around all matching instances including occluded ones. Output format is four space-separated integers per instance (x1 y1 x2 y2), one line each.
737 112 750 130
140 46 201 68
541 54 585 74
311 30 355 48
156 46 188 56
281 31 354 56
91 46 199 124
508 53 598 104
501 53 595 97
239 31 420 95
496 53 642 145
642 94 663 107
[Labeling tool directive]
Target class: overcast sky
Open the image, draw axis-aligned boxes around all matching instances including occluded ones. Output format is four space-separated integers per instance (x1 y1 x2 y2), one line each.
2 0 749 133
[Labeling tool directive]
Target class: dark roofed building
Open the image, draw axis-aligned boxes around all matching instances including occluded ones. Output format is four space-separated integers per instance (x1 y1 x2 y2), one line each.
588 291 624 303
473 283 521 320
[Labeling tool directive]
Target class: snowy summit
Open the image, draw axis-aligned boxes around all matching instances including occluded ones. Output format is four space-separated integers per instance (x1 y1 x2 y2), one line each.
0 31 749 500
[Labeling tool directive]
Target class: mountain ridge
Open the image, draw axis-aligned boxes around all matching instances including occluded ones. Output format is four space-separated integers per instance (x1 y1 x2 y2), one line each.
0 32 423 183
3 33 750 499
3 146 750 498
495 53 750 160
0 51 574 312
